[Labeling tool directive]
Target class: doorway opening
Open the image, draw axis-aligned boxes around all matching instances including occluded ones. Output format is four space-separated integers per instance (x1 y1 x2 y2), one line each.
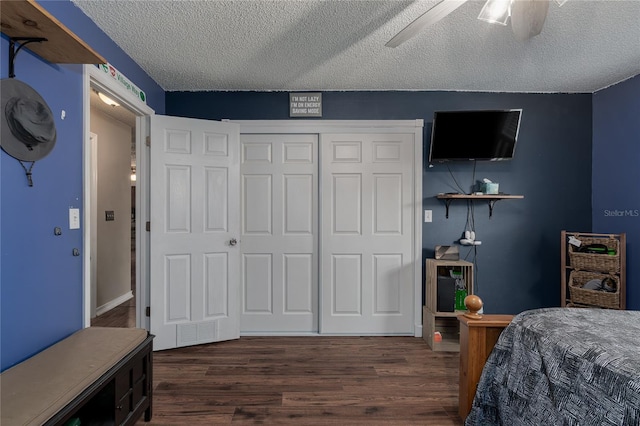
88 88 137 327
82 65 154 330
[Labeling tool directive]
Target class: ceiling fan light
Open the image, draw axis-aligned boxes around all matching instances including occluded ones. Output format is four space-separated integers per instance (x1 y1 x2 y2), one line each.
478 0 511 25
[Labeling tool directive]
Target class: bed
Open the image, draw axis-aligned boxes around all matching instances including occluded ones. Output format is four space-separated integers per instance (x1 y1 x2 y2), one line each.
465 307 640 426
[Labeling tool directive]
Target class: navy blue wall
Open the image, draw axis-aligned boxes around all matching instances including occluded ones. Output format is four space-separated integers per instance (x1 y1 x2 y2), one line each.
593 74 640 310
167 91 593 314
1 0 164 371
6 1 635 373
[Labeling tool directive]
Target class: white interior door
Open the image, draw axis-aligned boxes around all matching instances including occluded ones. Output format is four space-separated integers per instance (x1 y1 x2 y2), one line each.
150 115 240 350
240 134 318 333
320 133 414 334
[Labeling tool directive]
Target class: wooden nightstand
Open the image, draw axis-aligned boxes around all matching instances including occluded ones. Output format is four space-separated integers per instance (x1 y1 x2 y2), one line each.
458 314 514 420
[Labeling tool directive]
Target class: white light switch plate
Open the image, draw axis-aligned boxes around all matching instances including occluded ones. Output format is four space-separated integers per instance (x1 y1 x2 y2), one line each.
424 210 432 223
69 208 80 229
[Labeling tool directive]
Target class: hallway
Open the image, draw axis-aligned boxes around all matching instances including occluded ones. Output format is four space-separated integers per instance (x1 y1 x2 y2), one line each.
91 296 135 328
91 244 136 328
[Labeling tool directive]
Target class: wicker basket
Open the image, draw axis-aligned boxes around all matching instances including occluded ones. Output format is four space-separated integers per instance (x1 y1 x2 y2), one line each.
568 270 620 309
568 236 620 273
566 302 604 309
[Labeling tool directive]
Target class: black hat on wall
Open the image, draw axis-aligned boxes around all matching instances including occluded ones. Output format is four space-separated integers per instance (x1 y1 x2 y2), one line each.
1 78 57 162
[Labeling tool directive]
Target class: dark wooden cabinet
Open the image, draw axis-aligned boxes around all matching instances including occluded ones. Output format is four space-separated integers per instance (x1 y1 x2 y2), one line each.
114 343 153 425
46 334 153 426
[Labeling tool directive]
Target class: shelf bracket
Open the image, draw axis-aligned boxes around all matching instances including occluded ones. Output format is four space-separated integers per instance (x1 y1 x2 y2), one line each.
444 199 452 219
488 199 498 218
441 198 498 219
9 37 47 78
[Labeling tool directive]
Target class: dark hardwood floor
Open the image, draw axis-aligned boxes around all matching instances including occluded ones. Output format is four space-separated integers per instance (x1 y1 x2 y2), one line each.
92 302 465 424
138 336 464 425
91 245 136 328
90 296 136 327
96 249 464 424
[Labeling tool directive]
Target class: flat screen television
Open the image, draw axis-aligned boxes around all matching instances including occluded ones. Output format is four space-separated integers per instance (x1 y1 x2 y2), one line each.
428 109 522 162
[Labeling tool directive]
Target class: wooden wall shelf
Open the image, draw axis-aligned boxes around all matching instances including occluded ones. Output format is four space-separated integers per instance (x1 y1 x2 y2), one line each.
1 0 105 65
436 193 524 218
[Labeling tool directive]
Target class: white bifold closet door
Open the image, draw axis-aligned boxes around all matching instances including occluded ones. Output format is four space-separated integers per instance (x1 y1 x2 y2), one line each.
320 133 414 334
240 134 319 333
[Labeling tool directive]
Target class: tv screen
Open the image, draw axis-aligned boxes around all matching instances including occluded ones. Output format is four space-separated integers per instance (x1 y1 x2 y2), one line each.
428 109 522 162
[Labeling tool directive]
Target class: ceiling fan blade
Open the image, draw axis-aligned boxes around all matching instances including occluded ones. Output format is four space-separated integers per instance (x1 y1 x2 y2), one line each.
386 0 469 48
511 0 550 40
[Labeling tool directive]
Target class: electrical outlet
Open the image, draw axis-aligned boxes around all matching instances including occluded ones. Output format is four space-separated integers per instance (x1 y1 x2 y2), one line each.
424 209 432 223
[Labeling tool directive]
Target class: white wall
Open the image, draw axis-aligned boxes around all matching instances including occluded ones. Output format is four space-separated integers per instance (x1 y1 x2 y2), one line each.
90 108 133 309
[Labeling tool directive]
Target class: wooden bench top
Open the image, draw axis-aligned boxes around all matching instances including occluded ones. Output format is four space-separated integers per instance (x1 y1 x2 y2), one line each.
1 327 148 426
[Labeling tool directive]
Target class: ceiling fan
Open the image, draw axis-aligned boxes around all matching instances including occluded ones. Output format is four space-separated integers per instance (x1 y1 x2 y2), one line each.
386 0 568 47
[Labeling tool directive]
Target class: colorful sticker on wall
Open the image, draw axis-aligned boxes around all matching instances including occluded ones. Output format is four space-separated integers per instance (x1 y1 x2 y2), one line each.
97 63 147 104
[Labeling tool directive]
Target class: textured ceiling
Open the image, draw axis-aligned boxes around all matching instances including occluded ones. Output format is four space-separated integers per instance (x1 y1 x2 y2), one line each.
72 0 640 93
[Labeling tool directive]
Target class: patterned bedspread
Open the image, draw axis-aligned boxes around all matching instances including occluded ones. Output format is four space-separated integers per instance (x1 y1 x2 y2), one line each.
466 308 640 426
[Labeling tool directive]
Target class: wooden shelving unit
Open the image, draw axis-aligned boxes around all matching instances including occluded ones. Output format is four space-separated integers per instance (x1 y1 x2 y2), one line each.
436 193 524 218
561 231 626 309
423 259 474 351
1 0 105 65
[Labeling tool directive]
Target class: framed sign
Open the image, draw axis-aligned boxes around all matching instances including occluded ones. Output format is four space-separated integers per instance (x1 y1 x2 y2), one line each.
289 92 322 117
